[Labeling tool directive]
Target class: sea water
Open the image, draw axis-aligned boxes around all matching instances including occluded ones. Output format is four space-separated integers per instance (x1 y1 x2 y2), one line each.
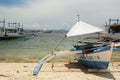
0 31 120 62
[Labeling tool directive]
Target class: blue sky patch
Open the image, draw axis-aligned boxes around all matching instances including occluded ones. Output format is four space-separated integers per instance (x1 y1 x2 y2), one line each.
0 0 26 7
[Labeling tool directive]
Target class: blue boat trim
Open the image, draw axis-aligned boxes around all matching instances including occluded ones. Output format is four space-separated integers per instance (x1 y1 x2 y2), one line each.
113 48 120 51
78 60 109 69
91 46 110 53
74 45 110 54
0 36 19 40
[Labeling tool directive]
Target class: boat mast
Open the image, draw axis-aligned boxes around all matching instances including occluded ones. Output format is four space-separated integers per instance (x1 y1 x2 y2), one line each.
0 19 6 35
77 14 80 22
77 14 84 43
3 19 6 35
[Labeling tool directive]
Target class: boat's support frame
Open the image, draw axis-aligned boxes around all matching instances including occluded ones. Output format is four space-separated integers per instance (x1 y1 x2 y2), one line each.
33 50 83 75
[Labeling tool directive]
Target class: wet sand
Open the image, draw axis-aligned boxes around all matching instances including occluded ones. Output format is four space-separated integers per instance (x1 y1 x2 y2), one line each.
0 62 120 80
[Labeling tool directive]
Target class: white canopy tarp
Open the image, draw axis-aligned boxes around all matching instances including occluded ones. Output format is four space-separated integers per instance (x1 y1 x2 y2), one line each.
66 21 105 37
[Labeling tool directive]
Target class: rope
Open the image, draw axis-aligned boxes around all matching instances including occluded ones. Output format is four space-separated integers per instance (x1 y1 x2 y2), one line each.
53 35 66 51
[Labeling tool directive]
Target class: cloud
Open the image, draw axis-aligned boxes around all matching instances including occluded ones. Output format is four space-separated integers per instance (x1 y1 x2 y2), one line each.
0 0 120 30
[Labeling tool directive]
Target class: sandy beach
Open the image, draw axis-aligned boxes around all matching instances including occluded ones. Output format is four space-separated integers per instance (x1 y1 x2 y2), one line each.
0 62 120 80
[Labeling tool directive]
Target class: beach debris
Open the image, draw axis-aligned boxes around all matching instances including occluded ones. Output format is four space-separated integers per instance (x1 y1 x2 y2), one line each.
16 71 19 73
23 66 28 68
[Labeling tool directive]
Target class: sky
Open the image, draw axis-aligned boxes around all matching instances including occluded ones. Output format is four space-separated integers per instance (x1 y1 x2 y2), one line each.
0 0 120 30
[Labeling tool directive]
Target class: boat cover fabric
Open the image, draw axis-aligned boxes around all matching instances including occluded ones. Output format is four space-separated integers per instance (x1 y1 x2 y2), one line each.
66 21 105 37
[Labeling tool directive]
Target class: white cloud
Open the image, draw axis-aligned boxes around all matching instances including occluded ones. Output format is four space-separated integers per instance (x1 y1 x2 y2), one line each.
0 0 120 30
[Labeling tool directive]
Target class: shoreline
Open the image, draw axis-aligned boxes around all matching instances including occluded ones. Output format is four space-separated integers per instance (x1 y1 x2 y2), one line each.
0 62 120 80
0 50 120 63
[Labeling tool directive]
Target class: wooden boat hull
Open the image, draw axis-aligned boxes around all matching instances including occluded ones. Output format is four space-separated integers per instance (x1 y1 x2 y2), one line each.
75 50 112 69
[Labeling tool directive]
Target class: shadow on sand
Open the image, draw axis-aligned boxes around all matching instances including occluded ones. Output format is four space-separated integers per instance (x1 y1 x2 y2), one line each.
64 62 116 80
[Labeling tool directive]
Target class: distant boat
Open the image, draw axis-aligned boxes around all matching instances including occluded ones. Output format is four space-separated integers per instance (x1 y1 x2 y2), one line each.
41 29 52 33
106 18 120 34
0 19 25 40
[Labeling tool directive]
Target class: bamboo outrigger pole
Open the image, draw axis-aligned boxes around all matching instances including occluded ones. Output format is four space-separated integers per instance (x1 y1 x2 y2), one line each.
33 35 67 75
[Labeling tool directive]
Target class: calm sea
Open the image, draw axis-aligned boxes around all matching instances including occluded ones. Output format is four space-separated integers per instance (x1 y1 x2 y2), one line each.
0 31 120 62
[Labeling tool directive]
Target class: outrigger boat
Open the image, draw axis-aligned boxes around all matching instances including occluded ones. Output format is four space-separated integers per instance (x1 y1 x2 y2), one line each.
33 15 114 75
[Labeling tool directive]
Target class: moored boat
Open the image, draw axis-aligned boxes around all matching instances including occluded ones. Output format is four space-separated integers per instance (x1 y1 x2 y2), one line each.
0 19 24 40
41 29 52 33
